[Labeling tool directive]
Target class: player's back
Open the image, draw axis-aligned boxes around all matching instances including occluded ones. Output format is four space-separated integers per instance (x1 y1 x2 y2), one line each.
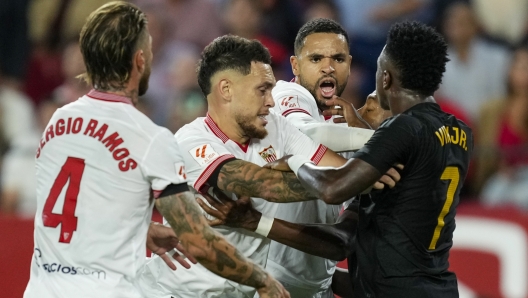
25 92 172 298
354 102 473 297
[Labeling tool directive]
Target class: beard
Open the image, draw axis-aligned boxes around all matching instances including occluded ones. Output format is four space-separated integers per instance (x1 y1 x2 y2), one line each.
235 112 268 140
138 68 151 96
299 75 346 112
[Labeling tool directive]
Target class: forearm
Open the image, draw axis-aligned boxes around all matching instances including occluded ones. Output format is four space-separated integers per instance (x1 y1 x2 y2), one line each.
299 123 373 152
241 210 356 261
217 160 318 202
156 192 269 289
297 159 380 204
268 218 355 261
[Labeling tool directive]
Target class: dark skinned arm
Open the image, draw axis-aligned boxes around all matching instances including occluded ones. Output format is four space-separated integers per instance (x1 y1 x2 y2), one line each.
297 158 382 205
197 188 358 261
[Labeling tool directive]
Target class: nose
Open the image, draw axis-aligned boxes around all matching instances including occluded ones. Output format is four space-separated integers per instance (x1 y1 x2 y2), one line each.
321 58 335 75
265 92 275 108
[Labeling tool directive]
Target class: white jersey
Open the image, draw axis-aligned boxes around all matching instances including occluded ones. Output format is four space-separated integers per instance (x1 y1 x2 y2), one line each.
138 111 327 298
24 90 188 298
270 80 341 297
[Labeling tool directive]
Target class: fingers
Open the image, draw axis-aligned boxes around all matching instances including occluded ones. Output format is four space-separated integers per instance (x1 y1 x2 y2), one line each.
175 242 197 264
206 218 225 226
332 117 347 124
385 167 401 183
394 163 404 170
159 253 177 271
196 197 223 218
379 174 396 188
373 181 384 190
171 251 192 269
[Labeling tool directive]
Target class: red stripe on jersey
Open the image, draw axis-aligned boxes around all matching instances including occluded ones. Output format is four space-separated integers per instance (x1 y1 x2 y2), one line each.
194 154 236 192
311 144 328 165
282 108 311 117
152 190 162 199
86 89 133 105
204 114 229 143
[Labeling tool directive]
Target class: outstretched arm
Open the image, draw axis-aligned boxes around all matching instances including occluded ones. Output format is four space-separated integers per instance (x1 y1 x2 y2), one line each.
216 159 318 203
156 191 288 297
197 189 357 261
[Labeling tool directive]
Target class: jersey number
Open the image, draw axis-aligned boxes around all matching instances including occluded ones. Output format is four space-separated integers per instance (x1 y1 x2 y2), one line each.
428 166 460 250
42 157 85 243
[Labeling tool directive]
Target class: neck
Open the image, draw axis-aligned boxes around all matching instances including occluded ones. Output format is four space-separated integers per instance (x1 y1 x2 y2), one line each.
207 107 249 144
388 89 435 114
96 86 139 106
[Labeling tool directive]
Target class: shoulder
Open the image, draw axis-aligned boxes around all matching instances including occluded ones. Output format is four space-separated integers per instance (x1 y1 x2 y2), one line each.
174 117 208 140
379 113 421 130
272 80 314 103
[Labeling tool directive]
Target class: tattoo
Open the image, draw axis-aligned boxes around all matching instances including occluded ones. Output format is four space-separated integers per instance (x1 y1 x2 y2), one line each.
155 191 268 290
213 246 237 271
217 160 317 202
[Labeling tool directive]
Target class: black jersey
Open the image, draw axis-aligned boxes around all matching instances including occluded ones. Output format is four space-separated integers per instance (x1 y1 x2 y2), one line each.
349 102 472 298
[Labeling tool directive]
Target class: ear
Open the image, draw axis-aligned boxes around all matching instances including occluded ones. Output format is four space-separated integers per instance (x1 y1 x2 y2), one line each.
135 49 146 73
382 70 392 90
217 78 233 102
290 55 300 76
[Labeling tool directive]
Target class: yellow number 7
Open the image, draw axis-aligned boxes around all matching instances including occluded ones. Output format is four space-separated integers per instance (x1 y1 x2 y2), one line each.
429 166 460 250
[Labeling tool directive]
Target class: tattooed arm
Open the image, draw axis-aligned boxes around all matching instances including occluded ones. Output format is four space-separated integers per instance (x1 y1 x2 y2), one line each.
156 191 288 297
216 159 319 203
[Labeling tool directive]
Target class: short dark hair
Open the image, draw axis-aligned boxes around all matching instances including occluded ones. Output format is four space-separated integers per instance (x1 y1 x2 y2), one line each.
385 21 449 96
79 1 148 90
294 18 349 55
197 35 272 96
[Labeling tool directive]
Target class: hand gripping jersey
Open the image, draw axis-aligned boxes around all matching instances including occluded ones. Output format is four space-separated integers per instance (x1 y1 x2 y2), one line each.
24 90 188 298
270 80 343 297
138 111 327 298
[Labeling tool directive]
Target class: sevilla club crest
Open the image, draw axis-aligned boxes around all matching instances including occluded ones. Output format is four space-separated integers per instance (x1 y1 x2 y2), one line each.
259 145 277 162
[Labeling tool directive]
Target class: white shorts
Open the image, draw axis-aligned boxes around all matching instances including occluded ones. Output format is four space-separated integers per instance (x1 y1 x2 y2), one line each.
138 256 255 298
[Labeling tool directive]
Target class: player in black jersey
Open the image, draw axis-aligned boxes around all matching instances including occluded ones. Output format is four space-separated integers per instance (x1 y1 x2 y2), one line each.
199 21 472 298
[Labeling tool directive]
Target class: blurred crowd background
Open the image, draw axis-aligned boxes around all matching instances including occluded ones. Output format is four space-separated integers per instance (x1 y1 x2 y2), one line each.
0 0 528 219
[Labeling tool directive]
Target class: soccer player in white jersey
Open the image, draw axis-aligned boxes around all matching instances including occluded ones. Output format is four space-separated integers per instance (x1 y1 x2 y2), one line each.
23 3 289 298
261 19 392 298
138 35 355 298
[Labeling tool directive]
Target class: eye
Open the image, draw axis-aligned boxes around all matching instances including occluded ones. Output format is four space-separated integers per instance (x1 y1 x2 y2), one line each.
311 57 321 63
335 57 345 63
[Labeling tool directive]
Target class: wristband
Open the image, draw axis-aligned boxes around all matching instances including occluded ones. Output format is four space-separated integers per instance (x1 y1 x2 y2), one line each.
255 215 274 237
287 155 314 176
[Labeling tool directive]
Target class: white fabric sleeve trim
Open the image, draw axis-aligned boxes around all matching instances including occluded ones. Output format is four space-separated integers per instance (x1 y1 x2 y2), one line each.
287 155 314 176
255 215 274 237
299 123 374 152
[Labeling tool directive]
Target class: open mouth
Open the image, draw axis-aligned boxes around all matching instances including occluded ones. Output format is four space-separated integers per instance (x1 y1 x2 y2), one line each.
319 78 336 99
258 114 269 125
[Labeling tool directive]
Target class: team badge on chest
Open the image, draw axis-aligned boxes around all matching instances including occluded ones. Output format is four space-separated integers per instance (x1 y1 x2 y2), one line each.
259 145 277 162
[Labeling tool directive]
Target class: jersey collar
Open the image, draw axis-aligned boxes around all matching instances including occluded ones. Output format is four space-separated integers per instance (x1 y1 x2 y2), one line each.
86 89 133 105
204 113 250 152
204 113 230 143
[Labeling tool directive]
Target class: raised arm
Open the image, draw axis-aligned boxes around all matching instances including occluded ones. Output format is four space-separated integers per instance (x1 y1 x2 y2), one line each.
155 190 288 297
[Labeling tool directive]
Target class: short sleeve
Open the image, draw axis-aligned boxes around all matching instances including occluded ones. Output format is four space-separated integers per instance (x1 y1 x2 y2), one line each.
174 129 235 192
272 81 318 118
142 129 189 198
276 114 328 165
353 115 418 174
